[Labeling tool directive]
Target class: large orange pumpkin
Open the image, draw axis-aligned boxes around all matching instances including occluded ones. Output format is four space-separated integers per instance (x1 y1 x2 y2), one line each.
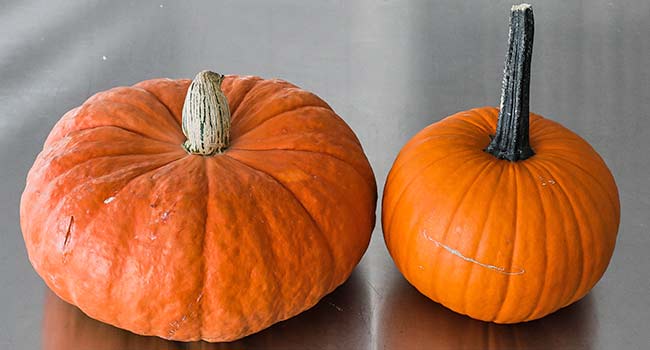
21 71 377 341
382 4 619 323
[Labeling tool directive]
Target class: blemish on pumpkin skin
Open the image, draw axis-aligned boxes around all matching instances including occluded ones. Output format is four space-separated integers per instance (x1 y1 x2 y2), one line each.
48 274 60 288
150 195 161 208
167 320 181 338
103 196 115 204
62 216 74 262
158 201 176 222
166 293 204 337
424 233 525 276
537 175 556 187
63 216 74 250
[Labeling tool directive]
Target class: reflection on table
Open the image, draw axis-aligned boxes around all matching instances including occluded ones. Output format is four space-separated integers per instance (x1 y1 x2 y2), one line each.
42 270 371 350
42 262 598 350
378 275 596 350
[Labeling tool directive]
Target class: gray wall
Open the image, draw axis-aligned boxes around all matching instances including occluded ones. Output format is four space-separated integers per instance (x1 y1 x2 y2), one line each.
1 1 649 349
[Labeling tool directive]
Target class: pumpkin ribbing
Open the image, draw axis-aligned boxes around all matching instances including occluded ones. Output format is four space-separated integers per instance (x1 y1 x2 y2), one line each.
485 4 535 161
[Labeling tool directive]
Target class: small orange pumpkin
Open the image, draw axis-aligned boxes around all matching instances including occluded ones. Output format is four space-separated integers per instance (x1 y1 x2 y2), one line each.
21 71 376 341
382 4 619 323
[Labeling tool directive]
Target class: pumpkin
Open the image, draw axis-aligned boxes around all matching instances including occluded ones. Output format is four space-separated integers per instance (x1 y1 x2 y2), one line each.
382 4 619 323
21 71 377 341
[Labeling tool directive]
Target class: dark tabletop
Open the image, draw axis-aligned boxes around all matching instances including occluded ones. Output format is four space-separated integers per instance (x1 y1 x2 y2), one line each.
1 1 649 349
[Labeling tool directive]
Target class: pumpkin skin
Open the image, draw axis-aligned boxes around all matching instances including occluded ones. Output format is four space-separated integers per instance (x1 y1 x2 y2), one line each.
21 74 377 341
382 107 619 323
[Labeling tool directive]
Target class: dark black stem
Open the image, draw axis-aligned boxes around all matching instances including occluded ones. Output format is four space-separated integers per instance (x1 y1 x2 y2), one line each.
485 4 535 161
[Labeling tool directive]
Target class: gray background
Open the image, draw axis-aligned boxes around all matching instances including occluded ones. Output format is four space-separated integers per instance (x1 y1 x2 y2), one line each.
1 0 648 349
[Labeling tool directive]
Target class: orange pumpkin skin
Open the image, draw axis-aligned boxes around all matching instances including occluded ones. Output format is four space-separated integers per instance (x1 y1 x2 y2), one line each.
382 107 619 323
21 75 376 341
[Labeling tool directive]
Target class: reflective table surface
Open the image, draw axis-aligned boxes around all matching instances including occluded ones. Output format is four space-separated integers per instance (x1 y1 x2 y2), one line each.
1 1 649 349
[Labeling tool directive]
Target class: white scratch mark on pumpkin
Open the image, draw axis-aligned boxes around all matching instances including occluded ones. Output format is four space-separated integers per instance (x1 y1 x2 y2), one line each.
48 274 60 288
103 196 115 204
537 175 556 187
166 292 204 338
425 234 524 276
167 320 181 337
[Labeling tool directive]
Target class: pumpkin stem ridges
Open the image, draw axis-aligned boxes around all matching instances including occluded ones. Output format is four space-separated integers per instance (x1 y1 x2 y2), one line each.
182 70 231 155
485 4 535 162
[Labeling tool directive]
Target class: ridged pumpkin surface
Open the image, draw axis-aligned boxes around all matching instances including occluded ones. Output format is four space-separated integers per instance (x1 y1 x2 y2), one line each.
382 107 619 323
21 75 377 341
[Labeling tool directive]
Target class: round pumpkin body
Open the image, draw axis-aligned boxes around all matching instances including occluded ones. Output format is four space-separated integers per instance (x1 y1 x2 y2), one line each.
21 75 376 341
382 107 619 323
